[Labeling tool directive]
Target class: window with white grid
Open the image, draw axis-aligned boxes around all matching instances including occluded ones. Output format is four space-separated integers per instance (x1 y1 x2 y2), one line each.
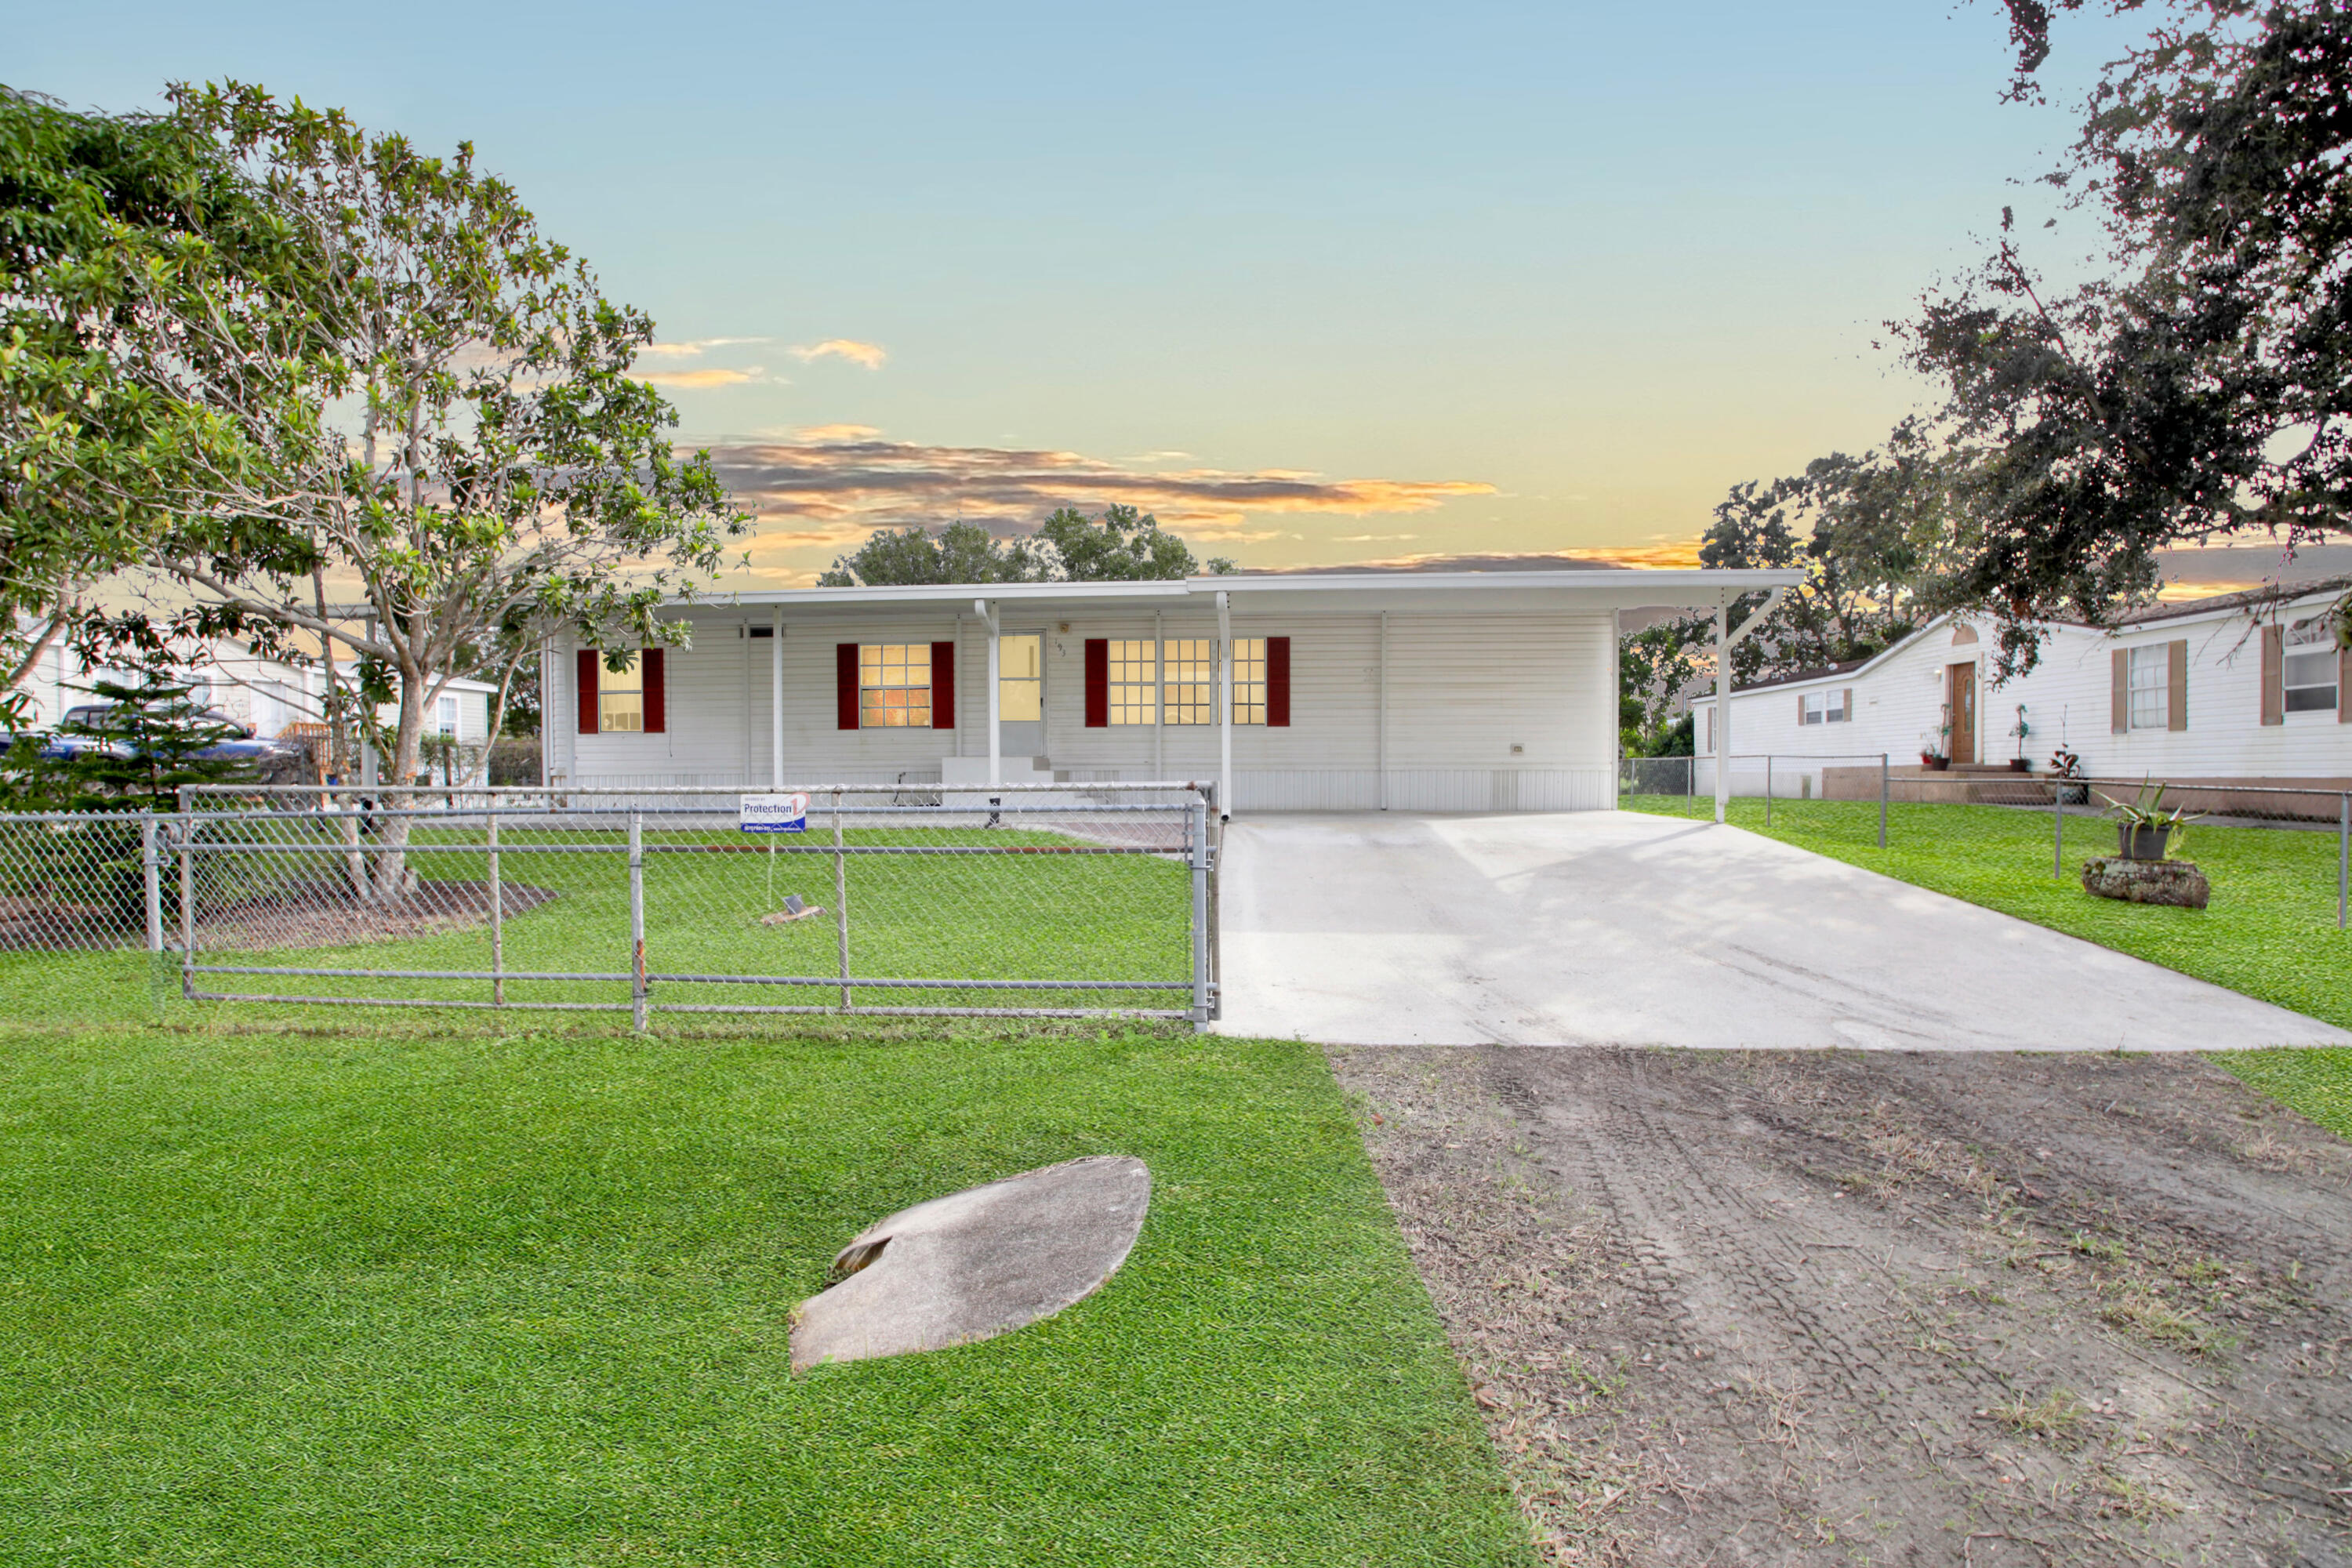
859 643 931 728
598 652 642 732
2127 644 2168 730
1107 640 1156 725
2284 618 2339 715
1229 637 1266 725
1161 639 1214 725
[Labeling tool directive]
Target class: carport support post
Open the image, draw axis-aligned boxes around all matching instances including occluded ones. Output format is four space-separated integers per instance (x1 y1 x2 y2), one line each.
627 809 647 1032
1216 590 1232 819
1712 603 1730 824
1878 754 1889 849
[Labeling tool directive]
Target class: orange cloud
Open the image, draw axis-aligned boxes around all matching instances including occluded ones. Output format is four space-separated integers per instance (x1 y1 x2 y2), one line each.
702 438 1497 541
639 336 771 359
789 339 889 369
638 365 768 389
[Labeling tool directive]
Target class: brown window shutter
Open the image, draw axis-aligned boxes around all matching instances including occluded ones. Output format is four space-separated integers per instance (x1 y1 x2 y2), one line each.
642 648 666 734
1266 635 1290 727
837 644 860 730
2261 625 2284 725
2111 648 2129 733
2340 644 2351 724
2167 639 2188 731
576 648 599 735
930 640 956 730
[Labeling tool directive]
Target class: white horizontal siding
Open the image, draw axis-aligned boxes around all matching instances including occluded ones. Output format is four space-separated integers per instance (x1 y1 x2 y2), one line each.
1694 604 2352 789
551 604 1621 811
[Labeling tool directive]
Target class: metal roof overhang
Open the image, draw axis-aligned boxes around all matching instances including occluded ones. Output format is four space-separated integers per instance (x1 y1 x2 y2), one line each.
686 568 1806 618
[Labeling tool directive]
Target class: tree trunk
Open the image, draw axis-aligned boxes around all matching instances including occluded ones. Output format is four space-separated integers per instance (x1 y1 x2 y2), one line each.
367 676 430 906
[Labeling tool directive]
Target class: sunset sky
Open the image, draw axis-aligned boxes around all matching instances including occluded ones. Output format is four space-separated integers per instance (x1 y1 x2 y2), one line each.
18 1 2202 588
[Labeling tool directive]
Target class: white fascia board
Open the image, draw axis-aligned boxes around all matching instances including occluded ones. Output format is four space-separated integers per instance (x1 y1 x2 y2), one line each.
1690 611 1964 709
684 568 1807 617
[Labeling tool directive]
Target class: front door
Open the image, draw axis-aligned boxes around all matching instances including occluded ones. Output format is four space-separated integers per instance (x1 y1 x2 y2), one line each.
1947 662 1977 765
997 632 1045 761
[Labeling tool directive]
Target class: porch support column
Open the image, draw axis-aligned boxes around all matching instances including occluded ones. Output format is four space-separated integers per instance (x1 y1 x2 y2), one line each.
978 597 1001 786
1711 586 1788 826
1215 590 1232 820
1712 601 1730 825
770 604 785 787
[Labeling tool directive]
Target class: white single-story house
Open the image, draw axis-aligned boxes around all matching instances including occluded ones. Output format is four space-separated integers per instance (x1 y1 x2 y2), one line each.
1688 578 2352 799
540 569 1806 814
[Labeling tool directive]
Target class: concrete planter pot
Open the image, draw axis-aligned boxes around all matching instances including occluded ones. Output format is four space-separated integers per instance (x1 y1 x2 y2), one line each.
2118 823 2173 861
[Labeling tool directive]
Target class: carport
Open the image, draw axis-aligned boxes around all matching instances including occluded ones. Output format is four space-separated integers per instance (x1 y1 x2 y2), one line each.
1214 811 2350 1048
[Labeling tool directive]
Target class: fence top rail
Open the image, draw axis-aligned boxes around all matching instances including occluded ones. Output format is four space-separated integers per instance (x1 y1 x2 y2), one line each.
0 809 157 826
151 802 1197 826
1887 775 2351 800
184 780 1213 797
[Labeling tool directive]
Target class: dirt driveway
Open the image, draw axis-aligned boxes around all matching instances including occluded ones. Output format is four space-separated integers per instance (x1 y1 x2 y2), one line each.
1330 1047 2352 1566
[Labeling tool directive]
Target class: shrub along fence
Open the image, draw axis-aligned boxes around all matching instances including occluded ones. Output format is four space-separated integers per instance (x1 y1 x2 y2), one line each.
1618 753 2350 929
0 782 1221 1026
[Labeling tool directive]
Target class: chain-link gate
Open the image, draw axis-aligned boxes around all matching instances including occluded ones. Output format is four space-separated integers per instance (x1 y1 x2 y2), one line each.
140 782 1219 1025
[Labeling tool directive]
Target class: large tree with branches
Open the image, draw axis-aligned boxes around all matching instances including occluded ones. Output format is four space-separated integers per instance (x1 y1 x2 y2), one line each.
1900 0 2352 670
52 84 746 895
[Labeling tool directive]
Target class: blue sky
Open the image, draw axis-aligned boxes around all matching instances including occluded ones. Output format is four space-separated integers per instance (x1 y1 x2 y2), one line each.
13 1 2144 583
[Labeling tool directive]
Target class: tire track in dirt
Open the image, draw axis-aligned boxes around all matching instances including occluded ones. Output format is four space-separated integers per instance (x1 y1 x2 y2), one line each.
1332 1046 2352 1566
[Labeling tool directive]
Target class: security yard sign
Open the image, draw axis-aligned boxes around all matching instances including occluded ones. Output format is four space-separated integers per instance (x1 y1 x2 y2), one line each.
739 793 810 833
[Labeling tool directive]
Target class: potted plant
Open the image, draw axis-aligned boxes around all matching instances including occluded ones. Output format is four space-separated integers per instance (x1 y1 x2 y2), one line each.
2099 780 2200 861
2049 746 2087 804
2006 706 2031 772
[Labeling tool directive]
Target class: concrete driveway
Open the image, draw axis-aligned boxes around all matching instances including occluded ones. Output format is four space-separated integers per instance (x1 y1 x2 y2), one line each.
1213 811 2351 1049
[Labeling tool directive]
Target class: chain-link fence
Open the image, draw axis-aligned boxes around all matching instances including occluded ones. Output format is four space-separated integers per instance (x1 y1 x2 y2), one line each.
1 782 1219 1026
1620 753 2350 928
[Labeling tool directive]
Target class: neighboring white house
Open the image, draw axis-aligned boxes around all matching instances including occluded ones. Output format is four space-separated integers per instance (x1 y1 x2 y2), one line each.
9 630 499 747
542 569 1805 812
1688 578 2352 798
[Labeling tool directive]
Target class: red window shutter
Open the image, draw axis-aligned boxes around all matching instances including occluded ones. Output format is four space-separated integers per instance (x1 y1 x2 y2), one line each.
837 644 860 730
1266 635 1291 727
931 640 956 730
642 648 666 734
1083 638 1109 728
575 648 598 735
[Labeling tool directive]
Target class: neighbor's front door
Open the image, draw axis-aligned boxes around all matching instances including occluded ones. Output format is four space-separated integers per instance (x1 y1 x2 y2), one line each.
1947 662 1977 765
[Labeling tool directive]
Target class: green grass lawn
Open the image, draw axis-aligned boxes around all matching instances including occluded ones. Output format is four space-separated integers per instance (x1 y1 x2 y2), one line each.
1621 793 2352 1140
0 1019 1534 1567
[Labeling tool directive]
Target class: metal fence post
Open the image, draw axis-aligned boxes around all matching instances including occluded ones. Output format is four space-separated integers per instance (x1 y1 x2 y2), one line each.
1189 793 1212 1029
177 811 194 1000
833 789 851 1013
1686 753 1695 817
2339 792 2348 931
1878 754 1889 850
627 808 647 1032
140 811 162 954
2056 775 2067 878
487 810 505 1009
